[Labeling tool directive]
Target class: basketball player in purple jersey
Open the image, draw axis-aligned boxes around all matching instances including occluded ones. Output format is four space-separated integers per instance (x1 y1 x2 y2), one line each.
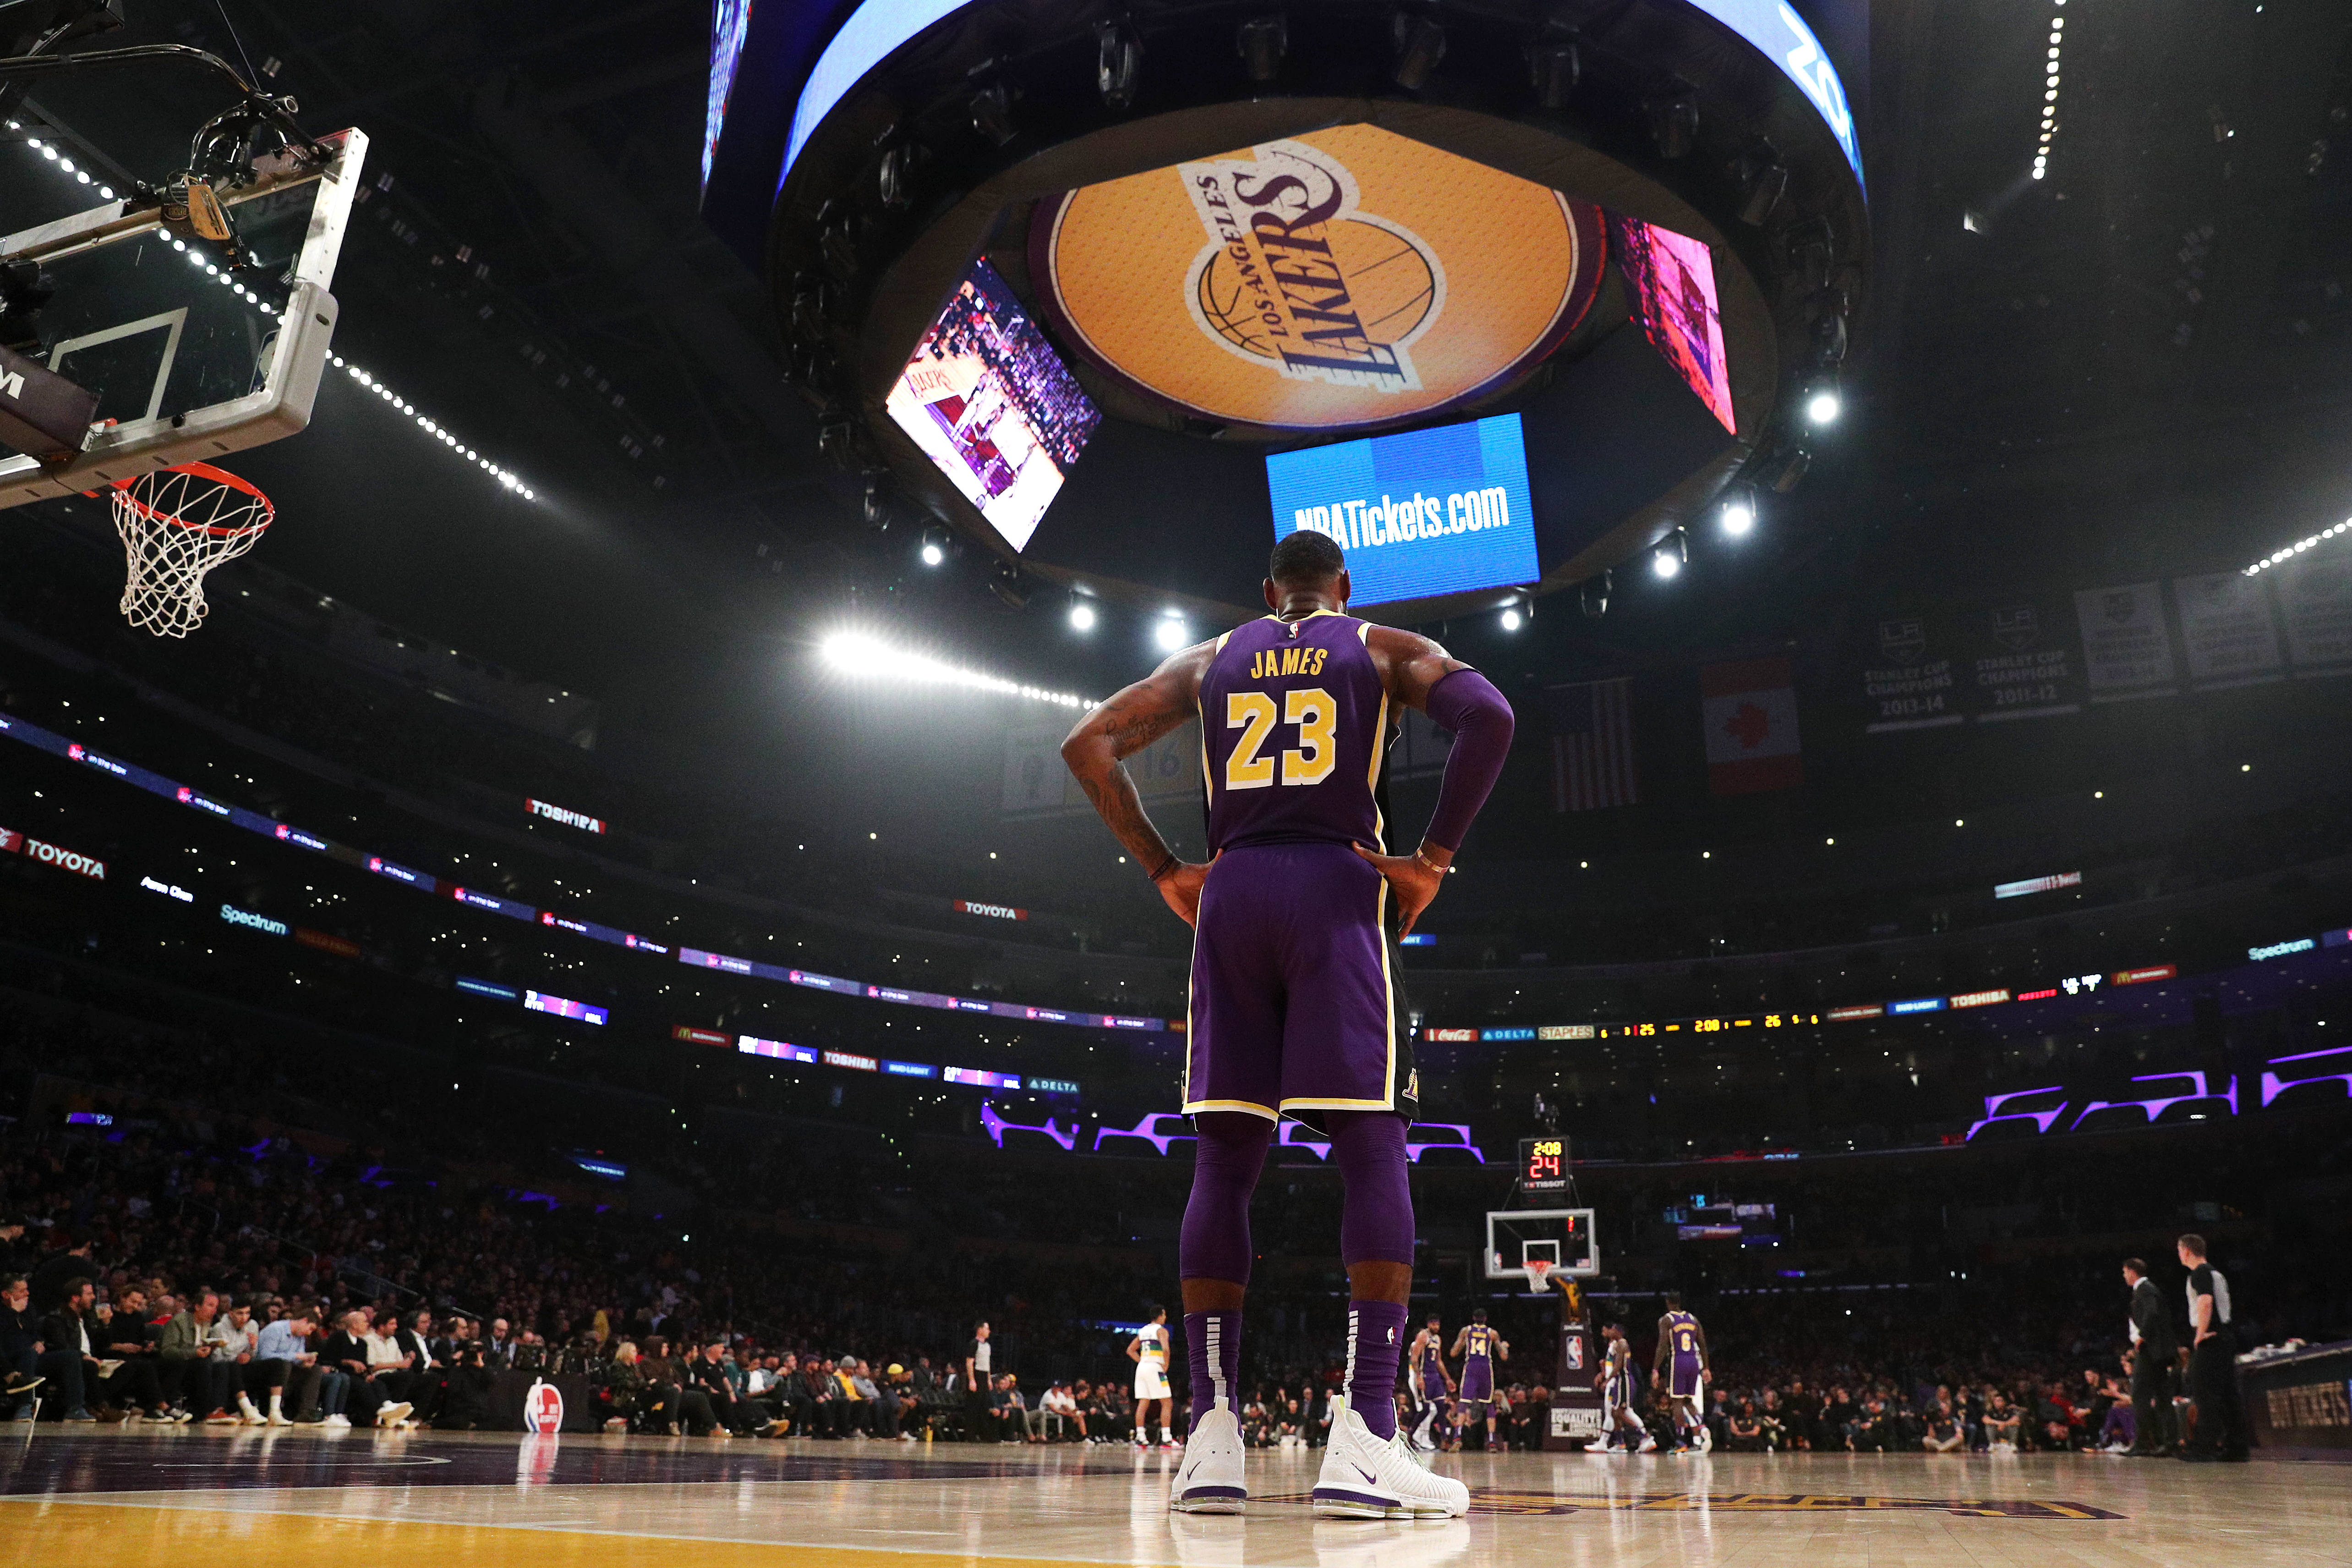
1654 1291 1712 1453
1062 530 1512 1519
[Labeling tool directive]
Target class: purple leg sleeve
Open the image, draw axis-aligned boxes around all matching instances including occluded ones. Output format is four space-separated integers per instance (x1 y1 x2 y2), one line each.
1179 1113 1272 1285
1345 1300 1409 1440
1329 1110 1414 1266
1185 1311 1243 1422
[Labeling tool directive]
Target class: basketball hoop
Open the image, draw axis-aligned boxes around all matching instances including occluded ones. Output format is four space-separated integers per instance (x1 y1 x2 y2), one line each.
110 463 274 638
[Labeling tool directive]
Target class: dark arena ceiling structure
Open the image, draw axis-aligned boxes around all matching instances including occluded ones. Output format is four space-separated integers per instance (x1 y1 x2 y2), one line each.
711 0 1871 623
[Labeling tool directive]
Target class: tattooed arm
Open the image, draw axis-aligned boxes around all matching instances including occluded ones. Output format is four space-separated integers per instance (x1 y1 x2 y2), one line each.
1061 640 1218 926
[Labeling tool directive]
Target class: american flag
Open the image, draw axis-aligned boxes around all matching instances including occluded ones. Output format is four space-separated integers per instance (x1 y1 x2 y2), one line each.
1549 678 1639 811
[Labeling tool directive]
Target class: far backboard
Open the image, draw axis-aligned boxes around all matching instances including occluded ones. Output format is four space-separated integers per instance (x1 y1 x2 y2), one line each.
1486 1207 1599 1281
0 126 366 507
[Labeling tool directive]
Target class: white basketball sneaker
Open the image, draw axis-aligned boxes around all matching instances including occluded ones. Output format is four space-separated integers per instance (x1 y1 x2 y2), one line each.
1313 1395 1470 1520
1170 1399 1247 1514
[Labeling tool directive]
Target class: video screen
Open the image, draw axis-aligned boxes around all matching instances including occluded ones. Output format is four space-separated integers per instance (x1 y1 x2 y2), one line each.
703 0 753 190
1264 413 1538 606
1610 215 1736 435
885 258 1100 553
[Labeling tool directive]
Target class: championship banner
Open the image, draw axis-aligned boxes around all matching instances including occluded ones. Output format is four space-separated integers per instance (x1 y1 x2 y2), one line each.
2174 573 2283 690
1962 593 2082 723
2274 555 2352 674
1003 721 1198 819
1700 657 1802 795
2073 583 2177 702
1031 126 1606 432
1859 609 1961 733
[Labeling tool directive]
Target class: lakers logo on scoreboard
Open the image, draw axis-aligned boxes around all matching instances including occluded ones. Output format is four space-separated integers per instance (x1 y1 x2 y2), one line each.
1176 140 1441 394
1033 125 1604 431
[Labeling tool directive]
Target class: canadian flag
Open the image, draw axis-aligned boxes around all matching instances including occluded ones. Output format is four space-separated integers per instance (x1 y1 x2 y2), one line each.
1701 656 1803 796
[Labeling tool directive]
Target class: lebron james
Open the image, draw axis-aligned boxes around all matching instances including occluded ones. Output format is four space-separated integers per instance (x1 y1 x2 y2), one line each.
1061 530 1513 1519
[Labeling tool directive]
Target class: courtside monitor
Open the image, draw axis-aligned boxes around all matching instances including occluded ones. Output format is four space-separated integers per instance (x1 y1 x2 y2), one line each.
1266 414 1537 607
884 257 1100 553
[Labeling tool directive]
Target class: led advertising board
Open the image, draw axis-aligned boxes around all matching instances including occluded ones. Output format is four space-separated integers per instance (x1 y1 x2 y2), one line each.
779 4 1861 194
1266 413 1537 605
884 258 1099 552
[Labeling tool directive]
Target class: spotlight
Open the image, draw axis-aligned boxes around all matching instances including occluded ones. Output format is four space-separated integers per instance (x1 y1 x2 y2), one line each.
1646 86 1699 159
1736 140 1788 226
1804 373 1842 425
1526 33 1579 109
1154 613 1190 651
1096 18 1143 109
1499 606 1522 632
1720 492 1756 537
1236 13 1286 83
1069 597 1097 632
919 528 947 567
1392 12 1447 92
969 80 1016 146
1652 549 1681 580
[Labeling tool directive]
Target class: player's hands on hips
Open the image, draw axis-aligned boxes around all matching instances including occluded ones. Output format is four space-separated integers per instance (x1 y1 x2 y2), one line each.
1352 840 1451 936
1155 858 1211 927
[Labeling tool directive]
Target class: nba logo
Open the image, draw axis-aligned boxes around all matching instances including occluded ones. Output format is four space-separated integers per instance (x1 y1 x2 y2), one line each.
524 1379 564 1434
1565 1338 1584 1370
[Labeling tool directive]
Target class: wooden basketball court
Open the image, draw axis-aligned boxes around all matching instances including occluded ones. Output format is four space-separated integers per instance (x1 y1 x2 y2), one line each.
3 1428 2339 1568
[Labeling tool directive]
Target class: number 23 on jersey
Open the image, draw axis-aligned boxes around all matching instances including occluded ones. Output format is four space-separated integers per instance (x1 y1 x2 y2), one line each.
1225 688 1338 790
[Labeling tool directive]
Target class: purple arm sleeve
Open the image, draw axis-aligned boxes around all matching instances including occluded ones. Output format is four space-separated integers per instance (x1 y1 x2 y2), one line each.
1420 667 1514 852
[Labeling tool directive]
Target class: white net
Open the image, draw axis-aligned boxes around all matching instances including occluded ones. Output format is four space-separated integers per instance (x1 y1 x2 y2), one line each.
112 464 274 638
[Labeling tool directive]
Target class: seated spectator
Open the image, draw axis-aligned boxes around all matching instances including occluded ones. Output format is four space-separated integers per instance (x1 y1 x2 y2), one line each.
1983 1391 2022 1451
1728 1399 1765 1451
208 1297 264 1423
692 1341 751 1436
43 1279 169 1421
250 1304 319 1426
600 1341 654 1433
1923 1402 1964 1453
991 1373 1026 1443
1 1274 44 1410
1033 1378 1078 1442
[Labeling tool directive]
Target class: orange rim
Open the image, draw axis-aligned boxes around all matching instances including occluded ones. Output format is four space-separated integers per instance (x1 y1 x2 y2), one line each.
111 462 274 536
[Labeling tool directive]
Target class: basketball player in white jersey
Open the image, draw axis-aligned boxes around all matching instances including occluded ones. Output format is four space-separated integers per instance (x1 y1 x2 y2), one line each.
1129 1306 1177 1450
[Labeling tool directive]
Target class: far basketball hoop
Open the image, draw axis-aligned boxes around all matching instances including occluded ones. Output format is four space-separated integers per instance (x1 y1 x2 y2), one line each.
110 462 272 637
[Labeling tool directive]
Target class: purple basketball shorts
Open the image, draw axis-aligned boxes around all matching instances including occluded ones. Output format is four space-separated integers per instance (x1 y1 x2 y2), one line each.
1183 842 1417 1126
1671 1351 1703 1399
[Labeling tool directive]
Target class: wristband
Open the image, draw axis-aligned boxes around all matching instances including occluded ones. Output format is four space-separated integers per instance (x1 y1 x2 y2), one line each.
1148 852 1179 882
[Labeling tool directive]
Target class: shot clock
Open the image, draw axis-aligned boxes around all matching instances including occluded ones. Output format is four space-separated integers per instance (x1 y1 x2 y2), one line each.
1520 1136 1568 1191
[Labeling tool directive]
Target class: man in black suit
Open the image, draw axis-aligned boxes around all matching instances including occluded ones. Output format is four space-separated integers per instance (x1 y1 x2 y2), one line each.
2121 1258 2177 1455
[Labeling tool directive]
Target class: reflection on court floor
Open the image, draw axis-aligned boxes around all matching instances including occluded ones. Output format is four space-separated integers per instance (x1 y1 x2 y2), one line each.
4 1429 2340 1568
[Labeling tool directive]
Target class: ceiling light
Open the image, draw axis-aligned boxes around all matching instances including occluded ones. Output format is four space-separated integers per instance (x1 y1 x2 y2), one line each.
819 631 1094 708
1805 387 1841 424
919 542 944 567
1069 600 1096 632
1499 606 1522 631
335 361 537 501
1721 494 1756 536
1154 615 1190 651
1652 548 1681 580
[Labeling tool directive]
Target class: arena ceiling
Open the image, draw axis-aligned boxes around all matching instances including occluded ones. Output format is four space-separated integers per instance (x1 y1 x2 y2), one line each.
6 0 2349 736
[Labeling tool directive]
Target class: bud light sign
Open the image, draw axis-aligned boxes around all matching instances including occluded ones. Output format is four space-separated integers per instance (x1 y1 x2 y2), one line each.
1266 414 1537 606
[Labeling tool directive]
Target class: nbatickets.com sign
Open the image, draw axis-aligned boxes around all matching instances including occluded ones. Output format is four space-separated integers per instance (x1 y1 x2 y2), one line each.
1035 126 1604 430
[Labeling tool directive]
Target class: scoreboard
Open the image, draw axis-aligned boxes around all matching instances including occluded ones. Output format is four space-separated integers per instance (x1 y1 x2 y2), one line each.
1519 1136 1568 1192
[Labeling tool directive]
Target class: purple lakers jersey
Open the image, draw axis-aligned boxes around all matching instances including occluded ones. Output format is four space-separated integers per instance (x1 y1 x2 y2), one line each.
1199 612 1390 855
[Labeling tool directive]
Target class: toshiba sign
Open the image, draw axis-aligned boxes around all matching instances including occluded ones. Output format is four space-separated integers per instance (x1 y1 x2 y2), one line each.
526 798 606 834
0 826 104 880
